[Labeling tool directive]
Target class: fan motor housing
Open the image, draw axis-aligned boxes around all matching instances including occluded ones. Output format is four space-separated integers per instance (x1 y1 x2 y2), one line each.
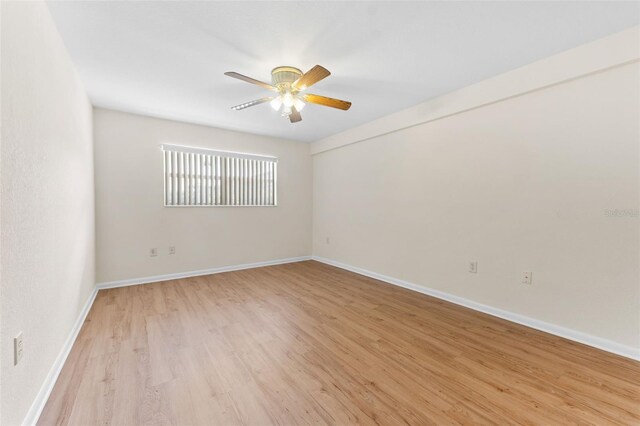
271 66 302 90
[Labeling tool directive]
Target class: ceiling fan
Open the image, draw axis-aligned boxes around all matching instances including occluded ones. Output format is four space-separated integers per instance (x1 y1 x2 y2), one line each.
224 65 351 123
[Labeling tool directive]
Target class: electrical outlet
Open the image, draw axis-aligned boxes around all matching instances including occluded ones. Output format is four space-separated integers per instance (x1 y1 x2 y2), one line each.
469 261 478 273
522 271 532 285
14 332 23 365
150 248 158 257
169 246 176 255
326 237 330 244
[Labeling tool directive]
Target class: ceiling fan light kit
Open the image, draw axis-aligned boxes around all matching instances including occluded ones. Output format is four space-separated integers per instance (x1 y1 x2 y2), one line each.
225 65 352 123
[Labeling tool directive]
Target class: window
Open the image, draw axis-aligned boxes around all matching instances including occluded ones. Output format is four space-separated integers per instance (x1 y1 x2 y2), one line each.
161 144 277 207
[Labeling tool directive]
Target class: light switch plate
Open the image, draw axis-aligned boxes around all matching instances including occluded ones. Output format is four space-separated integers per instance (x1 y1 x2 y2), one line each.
14 332 23 365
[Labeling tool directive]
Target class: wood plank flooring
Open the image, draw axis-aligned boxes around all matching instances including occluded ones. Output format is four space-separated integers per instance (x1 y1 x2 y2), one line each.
39 261 640 425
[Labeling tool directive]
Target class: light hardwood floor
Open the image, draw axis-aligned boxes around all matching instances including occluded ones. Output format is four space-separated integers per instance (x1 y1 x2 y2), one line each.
40 261 640 425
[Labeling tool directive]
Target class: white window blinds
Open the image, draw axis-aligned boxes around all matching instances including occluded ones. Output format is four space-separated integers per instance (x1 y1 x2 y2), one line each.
161 144 277 207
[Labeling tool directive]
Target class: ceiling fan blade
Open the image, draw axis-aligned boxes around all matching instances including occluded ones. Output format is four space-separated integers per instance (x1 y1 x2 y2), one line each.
303 93 352 111
230 97 274 110
289 106 302 123
293 65 330 91
224 72 277 91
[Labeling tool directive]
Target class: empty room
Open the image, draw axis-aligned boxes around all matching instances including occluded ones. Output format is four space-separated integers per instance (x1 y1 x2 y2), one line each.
1 1 639 425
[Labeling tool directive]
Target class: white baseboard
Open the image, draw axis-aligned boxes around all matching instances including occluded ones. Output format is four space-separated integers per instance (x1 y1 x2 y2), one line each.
22 287 99 426
97 256 312 289
312 256 640 361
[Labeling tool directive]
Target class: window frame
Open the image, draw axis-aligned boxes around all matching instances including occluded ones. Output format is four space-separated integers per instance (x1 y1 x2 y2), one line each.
160 144 278 208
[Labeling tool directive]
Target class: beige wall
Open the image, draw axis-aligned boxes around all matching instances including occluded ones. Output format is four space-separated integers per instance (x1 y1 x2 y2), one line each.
93 108 312 283
312 60 640 351
1 2 95 425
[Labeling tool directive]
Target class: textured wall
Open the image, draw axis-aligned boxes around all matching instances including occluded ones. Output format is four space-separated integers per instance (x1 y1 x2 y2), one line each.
1 3 95 424
93 108 312 283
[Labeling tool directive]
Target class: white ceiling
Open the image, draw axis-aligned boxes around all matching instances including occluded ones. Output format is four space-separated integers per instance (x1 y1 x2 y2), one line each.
47 1 639 143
